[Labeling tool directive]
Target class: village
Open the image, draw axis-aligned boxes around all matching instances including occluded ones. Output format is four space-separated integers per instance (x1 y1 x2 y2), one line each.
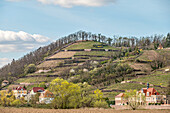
1 79 170 107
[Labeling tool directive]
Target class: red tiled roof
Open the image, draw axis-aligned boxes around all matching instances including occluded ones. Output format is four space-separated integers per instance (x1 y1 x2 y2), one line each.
32 87 44 93
115 93 124 97
15 86 26 90
139 88 159 96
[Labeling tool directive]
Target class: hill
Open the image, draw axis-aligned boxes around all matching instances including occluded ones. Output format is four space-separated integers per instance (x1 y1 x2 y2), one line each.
0 31 170 102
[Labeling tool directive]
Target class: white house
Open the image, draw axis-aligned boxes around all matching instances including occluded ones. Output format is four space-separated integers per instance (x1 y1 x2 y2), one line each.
39 90 54 104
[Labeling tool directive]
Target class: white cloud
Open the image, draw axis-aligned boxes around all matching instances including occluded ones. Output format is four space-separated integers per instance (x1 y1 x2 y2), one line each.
0 58 11 68
0 30 51 52
0 30 50 43
6 0 116 8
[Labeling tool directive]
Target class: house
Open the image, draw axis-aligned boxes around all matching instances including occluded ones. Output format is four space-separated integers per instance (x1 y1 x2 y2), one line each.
39 90 54 104
30 87 45 95
115 83 163 105
1 80 9 87
162 95 170 105
13 86 27 99
115 93 127 105
138 87 161 104
157 44 163 49
27 87 45 102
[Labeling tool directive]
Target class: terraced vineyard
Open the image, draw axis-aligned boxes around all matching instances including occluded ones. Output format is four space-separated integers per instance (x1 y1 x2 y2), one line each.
5 41 170 102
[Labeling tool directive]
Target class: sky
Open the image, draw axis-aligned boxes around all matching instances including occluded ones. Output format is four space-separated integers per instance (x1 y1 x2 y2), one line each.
0 0 170 68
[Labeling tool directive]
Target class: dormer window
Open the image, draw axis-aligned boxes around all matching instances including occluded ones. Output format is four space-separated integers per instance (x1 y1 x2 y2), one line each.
147 92 149 96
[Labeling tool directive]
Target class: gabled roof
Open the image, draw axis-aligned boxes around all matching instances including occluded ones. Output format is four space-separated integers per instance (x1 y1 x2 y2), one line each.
2 80 9 83
15 86 26 90
32 87 44 93
39 90 54 98
115 93 124 97
139 88 159 96
158 44 163 49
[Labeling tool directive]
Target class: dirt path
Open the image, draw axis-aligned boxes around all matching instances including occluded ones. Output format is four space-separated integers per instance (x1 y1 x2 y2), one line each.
0 108 169 113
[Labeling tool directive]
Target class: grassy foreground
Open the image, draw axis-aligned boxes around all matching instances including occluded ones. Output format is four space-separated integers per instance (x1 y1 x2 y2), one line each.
0 108 169 113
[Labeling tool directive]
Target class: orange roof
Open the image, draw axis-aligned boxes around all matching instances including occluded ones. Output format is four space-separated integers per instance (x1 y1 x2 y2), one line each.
158 44 163 49
2 80 9 83
39 90 54 98
139 88 159 96
115 93 124 97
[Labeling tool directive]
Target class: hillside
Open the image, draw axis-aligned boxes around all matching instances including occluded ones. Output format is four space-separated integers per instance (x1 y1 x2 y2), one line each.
4 41 169 98
1 32 170 103
5 40 120 90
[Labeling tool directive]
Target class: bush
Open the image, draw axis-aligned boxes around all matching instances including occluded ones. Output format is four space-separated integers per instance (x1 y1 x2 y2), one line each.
100 60 108 64
58 62 64 67
11 99 21 107
93 100 108 108
125 52 129 57
106 100 115 106
24 64 36 74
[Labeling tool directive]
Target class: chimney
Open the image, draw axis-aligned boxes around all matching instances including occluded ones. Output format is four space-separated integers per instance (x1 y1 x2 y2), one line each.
147 83 149 89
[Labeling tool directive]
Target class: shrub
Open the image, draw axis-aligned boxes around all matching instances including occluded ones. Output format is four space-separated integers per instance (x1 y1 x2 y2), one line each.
100 60 108 64
58 62 64 67
24 64 36 74
93 100 108 108
11 99 21 107
125 52 129 57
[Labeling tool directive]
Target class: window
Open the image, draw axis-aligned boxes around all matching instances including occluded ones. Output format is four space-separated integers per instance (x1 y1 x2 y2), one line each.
147 92 149 96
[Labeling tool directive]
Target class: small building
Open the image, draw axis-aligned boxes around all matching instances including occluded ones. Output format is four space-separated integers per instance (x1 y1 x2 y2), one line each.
115 83 165 105
27 87 45 102
162 95 170 105
39 90 54 104
30 87 45 95
157 44 163 49
13 86 27 99
1 80 9 87
138 87 161 104
115 93 127 105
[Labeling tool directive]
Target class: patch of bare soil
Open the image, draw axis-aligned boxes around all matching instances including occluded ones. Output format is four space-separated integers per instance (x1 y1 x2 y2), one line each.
49 52 76 58
0 108 169 113
130 63 152 72
37 60 63 68
140 50 159 61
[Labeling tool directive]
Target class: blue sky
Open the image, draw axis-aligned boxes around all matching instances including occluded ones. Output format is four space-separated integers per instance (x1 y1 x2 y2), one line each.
0 0 170 67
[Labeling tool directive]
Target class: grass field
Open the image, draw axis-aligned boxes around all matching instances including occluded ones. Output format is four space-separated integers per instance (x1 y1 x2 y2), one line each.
75 51 115 56
106 83 147 91
65 41 117 50
15 77 56 83
0 108 169 113
131 72 170 87
137 50 159 61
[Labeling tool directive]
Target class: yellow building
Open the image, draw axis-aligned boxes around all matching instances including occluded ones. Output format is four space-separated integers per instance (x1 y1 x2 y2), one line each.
13 86 27 99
